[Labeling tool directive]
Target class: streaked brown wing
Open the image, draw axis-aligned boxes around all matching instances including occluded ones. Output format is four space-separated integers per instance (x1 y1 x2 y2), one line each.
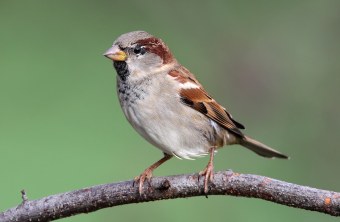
180 87 244 137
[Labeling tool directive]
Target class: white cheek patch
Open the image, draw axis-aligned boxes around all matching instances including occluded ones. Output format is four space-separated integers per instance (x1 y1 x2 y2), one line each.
180 81 200 89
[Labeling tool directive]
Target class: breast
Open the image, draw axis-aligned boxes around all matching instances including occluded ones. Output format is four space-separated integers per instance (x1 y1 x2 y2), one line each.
116 76 229 159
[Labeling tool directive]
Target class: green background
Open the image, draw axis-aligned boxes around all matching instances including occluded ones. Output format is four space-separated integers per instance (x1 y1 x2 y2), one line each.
1 1 339 221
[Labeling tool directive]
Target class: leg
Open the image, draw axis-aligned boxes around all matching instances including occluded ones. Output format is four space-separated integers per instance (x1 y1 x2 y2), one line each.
199 147 215 193
134 153 172 194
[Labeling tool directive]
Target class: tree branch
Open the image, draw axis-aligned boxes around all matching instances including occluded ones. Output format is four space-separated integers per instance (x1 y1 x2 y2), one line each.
1 170 339 221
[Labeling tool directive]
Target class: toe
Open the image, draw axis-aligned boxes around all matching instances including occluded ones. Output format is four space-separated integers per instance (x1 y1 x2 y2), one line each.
138 175 146 195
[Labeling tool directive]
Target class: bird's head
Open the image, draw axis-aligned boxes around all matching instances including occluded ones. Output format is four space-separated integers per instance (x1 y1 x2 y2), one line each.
104 31 175 81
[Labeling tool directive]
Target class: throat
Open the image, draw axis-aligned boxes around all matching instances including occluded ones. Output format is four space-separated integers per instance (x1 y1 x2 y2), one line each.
117 76 152 105
113 61 129 81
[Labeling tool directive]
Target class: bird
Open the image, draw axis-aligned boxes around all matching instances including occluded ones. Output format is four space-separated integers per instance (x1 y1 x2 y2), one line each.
103 31 288 194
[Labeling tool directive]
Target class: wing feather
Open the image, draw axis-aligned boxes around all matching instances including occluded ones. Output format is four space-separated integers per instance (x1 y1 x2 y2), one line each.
170 68 244 137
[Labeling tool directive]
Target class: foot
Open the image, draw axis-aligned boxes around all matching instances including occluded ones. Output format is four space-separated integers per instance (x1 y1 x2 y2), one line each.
133 154 172 195
134 169 153 195
199 147 215 193
199 161 214 193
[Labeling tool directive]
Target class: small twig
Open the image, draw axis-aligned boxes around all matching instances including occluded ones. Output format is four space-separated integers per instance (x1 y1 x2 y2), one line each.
0 170 339 222
20 189 28 204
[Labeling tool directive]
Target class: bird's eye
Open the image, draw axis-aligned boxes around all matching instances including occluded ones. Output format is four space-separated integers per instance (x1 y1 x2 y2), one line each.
133 45 146 55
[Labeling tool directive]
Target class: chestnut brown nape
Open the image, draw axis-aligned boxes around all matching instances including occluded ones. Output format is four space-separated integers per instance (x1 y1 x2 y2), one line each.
136 37 174 64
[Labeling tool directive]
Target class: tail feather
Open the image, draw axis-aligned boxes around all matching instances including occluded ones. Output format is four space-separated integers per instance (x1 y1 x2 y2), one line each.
239 136 288 159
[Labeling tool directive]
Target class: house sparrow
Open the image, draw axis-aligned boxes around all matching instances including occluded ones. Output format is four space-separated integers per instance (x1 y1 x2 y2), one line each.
104 31 288 194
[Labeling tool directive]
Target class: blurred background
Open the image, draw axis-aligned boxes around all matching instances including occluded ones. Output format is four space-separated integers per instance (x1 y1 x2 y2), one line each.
1 0 339 221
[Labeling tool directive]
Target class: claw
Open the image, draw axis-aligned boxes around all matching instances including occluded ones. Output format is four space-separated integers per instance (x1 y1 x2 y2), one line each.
199 147 215 193
132 154 172 195
134 170 153 194
199 162 214 193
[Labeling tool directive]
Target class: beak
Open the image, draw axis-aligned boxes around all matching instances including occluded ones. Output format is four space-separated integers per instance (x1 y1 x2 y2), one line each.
103 45 127 61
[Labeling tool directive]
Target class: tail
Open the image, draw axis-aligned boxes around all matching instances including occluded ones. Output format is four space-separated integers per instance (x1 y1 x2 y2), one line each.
239 136 289 159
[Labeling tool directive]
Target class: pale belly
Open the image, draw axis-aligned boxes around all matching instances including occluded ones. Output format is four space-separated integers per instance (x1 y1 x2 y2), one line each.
120 93 232 159
117 76 235 159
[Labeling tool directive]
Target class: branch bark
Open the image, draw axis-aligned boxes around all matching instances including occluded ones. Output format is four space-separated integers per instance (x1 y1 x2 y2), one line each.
1 170 339 221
